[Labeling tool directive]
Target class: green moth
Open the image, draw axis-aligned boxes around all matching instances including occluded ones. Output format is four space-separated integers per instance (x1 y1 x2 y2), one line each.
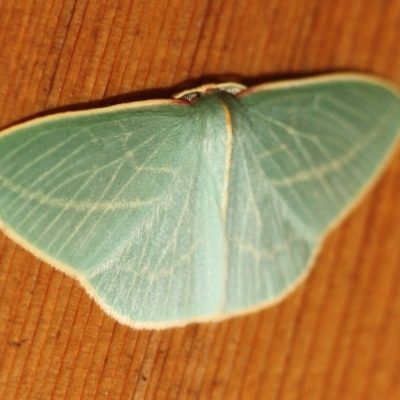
0 74 399 329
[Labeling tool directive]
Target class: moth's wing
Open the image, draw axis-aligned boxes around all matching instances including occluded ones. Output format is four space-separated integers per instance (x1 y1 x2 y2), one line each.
240 75 400 232
223 76 400 311
0 99 229 327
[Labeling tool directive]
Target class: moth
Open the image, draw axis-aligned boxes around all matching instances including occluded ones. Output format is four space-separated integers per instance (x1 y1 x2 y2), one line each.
0 74 399 329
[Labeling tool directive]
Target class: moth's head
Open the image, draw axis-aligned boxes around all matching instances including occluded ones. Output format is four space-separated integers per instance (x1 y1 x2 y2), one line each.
173 82 247 102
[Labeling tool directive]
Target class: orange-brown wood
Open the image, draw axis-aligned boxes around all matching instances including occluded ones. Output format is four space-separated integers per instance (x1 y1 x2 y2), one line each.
1 0 400 398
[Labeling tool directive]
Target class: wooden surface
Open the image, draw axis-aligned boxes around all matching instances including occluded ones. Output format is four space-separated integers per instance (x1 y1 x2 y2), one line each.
1 0 400 398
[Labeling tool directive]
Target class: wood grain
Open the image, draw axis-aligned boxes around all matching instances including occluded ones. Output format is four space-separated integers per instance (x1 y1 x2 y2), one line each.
1 0 400 398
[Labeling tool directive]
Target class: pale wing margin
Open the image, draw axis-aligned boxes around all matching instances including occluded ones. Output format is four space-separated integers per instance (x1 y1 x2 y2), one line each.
0 99 228 326
239 75 400 234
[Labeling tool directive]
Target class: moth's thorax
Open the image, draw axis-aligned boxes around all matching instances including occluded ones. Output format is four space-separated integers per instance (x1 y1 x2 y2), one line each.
173 82 247 102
